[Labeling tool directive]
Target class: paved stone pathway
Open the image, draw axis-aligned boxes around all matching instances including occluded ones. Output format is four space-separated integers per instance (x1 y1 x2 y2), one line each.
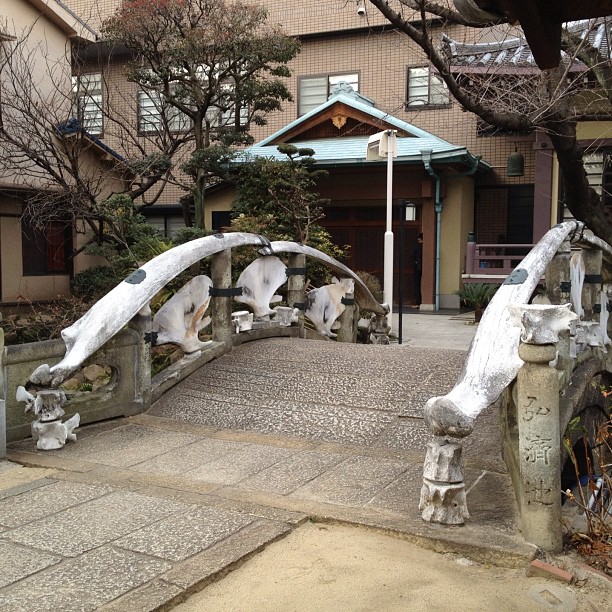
1 336 535 611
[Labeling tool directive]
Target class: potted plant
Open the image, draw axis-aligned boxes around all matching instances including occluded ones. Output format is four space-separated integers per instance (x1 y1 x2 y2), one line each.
456 283 498 322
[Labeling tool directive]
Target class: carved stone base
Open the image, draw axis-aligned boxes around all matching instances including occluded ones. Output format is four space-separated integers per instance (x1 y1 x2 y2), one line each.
31 414 80 451
369 332 389 345
420 439 469 524
367 312 390 345
419 480 469 524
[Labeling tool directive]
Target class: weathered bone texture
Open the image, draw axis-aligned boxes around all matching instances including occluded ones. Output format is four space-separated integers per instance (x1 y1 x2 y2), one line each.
424 221 586 438
234 256 287 318
368 309 391 344
419 440 469 524
305 277 355 338
36 233 274 386
273 306 299 326
16 386 80 450
231 311 253 333
31 414 80 451
268 241 386 315
508 303 578 344
28 235 385 388
152 275 213 353
569 251 585 319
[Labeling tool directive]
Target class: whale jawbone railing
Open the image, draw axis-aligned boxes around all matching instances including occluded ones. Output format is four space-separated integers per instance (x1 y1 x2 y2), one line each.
420 221 612 551
10 233 387 452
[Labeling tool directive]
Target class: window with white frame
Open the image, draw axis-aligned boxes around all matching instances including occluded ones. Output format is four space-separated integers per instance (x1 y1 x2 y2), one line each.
406 66 449 108
72 73 103 134
585 150 612 207
298 72 359 116
138 90 190 133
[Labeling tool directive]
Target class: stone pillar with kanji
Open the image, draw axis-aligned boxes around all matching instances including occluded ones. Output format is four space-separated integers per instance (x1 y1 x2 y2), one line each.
511 303 577 552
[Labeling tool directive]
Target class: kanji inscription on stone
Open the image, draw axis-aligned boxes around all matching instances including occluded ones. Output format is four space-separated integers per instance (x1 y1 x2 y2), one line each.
524 434 553 465
525 478 554 506
522 396 551 421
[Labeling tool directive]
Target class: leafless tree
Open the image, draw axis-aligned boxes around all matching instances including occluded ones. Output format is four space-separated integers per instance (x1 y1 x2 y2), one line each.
0 21 190 253
368 1 612 243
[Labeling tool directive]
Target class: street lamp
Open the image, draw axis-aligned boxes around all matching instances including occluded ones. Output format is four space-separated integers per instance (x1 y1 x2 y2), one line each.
367 130 398 329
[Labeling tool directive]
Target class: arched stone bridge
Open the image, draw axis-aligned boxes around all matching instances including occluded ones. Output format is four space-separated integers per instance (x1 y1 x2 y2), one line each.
3 223 612 558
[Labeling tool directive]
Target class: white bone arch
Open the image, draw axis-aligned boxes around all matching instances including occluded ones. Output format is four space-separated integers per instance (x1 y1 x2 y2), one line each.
268 241 387 315
32 233 385 387
425 221 612 438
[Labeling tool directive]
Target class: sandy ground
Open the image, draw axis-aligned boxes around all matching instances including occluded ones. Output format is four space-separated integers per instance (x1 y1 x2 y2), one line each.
174 522 608 612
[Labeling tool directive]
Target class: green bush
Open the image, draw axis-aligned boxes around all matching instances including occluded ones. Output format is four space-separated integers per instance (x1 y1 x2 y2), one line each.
456 283 498 309
71 265 124 300
355 270 383 304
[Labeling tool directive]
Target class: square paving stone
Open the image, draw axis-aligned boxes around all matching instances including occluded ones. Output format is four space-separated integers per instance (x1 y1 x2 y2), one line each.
238 450 345 496
186 444 298 485
131 437 248 476
0 541 61 588
38 425 200 468
2 491 190 557
366 463 424 516
0 477 57 502
290 456 409 507
0 545 171 612
0 481 111 528
114 506 254 561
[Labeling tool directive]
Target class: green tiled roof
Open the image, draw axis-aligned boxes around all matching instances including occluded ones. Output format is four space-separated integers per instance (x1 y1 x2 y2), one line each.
244 90 491 171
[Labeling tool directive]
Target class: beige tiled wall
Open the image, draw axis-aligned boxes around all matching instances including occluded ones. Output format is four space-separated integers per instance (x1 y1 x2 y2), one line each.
64 0 533 204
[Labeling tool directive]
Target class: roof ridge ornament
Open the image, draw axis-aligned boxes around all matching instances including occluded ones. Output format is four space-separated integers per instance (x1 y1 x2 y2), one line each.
328 82 376 107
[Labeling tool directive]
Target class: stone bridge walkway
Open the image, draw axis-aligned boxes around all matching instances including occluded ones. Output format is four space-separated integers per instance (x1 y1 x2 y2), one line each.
1 329 535 611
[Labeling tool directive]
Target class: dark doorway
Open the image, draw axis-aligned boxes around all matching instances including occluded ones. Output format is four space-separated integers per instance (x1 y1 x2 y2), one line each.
321 204 421 304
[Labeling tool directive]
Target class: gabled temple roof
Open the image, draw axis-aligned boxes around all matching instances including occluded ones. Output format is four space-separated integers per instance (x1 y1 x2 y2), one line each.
244 86 490 171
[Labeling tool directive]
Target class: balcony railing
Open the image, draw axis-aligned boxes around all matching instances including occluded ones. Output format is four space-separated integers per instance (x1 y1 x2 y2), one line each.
464 241 534 280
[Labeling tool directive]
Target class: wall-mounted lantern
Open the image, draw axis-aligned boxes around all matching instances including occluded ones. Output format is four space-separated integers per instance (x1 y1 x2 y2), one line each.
399 199 417 221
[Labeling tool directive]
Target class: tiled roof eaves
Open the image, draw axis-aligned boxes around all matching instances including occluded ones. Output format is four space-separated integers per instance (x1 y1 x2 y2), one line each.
243 142 491 172
56 120 125 162
443 19 610 70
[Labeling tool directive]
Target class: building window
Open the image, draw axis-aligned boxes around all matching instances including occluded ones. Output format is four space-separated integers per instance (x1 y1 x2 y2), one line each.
584 150 612 207
138 90 190 134
298 72 359 116
22 221 71 275
212 211 231 231
406 66 449 108
72 73 103 135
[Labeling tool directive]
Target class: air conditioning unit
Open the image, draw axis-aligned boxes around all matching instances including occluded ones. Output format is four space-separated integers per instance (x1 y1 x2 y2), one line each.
366 130 398 160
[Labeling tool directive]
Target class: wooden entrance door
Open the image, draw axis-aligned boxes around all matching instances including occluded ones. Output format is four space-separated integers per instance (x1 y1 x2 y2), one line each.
322 205 421 305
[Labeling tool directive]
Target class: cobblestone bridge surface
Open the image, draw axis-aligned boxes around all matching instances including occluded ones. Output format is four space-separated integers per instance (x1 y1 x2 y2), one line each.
1 335 531 611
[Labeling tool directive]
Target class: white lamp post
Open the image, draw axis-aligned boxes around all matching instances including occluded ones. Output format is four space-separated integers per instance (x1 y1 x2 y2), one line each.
367 129 398 329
